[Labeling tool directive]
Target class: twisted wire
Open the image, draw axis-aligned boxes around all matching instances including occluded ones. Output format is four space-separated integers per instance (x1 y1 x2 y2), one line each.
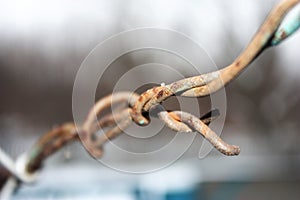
1 0 299 196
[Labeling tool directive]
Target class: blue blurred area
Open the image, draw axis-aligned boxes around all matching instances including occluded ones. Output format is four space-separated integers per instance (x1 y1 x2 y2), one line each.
13 181 300 200
11 158 300 200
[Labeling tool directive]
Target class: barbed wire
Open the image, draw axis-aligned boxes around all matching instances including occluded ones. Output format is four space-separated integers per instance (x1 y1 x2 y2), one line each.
1 0 299 198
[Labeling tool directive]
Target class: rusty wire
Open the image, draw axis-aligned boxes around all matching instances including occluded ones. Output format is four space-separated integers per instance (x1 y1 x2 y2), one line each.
131 0 300 126
1 0 299 196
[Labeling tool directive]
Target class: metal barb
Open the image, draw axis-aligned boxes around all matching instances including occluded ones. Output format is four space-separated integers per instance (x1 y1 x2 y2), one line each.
1 0 299 197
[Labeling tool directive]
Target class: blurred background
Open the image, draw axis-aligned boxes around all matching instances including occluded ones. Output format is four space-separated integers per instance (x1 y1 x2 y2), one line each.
0 0 300 199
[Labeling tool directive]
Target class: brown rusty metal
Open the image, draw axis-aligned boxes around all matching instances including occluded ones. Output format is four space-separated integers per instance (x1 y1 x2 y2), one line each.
130 0 299 126
80 92 138 158
26 123 78 173
158 111 192 132
82 92 138 133
158 109 220 132
181 0 300 97
169 111 240 156
2 0 299 193
131 73 219 125
159 109 240 156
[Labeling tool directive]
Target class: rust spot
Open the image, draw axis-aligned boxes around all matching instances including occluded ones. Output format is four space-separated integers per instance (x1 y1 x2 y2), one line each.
153 87 161 93
280 30 287 40
138 95 144 102
156 90 164 98
169 112 181 121
170 82 180 91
